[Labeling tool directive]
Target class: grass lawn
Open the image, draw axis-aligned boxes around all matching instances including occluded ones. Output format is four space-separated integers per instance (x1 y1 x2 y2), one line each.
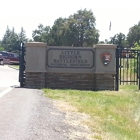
43 85 140 140
9 65 19 69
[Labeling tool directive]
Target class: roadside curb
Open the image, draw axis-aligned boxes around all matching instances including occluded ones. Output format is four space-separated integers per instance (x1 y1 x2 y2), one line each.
8 65 19 70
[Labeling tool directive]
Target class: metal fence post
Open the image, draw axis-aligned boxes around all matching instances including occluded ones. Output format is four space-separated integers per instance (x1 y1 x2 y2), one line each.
138 53 140 90
115 48 119 91
19 42 25 87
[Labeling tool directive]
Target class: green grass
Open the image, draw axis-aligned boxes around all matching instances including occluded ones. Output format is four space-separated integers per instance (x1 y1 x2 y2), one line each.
10 65 19 69
43 85 140 140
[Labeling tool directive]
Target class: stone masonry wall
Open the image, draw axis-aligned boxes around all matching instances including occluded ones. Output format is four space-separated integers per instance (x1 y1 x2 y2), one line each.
25 72 116 90
25 72 46 88
95 74 115 90
45 73 95 90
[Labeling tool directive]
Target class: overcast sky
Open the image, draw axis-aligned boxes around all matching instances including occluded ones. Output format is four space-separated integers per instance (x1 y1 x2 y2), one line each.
0 0 140 41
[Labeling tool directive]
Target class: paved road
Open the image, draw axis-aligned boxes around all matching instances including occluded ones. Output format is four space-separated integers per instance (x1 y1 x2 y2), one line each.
0 65 19 94
0 66 92 140
0 88 70 140
0 66 69 140
0 66 67 140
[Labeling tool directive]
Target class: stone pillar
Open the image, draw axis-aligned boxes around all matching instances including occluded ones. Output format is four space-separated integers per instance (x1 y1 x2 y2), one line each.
25 42 47 88
94 44 117 90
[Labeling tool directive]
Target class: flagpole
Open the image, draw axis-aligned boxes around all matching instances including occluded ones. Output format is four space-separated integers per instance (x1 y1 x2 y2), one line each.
109 21 112 43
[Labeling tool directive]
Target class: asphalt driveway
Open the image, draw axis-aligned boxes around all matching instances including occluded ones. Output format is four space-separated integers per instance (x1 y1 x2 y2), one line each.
0 66 92 140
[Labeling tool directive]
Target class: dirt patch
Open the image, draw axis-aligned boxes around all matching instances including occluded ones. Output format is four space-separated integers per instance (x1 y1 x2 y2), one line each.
53 100 94 140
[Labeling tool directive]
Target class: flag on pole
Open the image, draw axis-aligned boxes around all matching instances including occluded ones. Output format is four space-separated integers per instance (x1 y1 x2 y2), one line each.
109 21 111 31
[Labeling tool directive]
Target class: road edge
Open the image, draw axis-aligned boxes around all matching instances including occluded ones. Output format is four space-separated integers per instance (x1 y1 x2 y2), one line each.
0 87 13 98
8 65 19 70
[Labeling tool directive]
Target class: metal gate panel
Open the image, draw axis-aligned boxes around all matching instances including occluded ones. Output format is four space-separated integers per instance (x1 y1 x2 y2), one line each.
19 42 26 87
116 48 140 87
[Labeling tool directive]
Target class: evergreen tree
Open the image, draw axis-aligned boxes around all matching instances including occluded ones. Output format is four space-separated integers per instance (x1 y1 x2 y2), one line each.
18 27 28 42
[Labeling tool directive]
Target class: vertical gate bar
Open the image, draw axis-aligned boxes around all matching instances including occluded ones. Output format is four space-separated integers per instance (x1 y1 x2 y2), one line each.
138 53 140 90
128 49 129 84
130 51 131 84
123 51 125 85
128 50 131 84
134 51 135 85
19 42 21 83
19 42 22 86
120 49 122 85
134 51 136 85
124 53 126 85
20 42 23 87
23 46 25 86
126 50 128 85
115 48 119 91
19 42 24 87
137 50 139 85
129 52 133 85
131 50 132 84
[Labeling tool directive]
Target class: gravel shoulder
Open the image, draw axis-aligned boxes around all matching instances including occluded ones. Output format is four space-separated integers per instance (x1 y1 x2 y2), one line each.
0 88 93 140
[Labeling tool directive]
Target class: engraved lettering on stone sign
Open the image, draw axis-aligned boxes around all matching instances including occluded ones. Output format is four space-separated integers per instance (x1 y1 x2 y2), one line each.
47 49 94 68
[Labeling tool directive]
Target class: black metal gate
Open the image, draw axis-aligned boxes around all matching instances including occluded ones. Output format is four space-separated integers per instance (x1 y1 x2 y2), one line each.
116 48 140 90
19 42 26 87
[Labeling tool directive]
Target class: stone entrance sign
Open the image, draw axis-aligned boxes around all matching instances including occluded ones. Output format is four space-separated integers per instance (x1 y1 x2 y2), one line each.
46 46 95 73
47 47 94 68
25 43 117 90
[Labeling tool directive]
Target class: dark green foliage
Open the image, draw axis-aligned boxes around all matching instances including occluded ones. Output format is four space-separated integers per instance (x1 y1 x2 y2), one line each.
1 26 28 52
65 9 99 47
49 18 67 46
32 9 99 47
32 24 51 44
127 21 140 47
18 27 28 42
0 42 4 51
110 33 127 48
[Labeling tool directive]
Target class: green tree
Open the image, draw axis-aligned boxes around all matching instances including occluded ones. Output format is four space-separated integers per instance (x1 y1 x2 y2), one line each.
2 26 11 51
18 27 28 42
32 24 51 44
49 17 67 46
133 42 140 50
10 27 19 52
127 21 140 47
104 39 111 44
67 9 99 47
98 41 105 44
2 26 19 52
0 40 4 51
110 33 127 48
28 39 33 42
32 9 99 47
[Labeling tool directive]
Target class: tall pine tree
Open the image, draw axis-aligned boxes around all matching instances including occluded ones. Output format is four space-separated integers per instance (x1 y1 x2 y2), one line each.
18 27 27 42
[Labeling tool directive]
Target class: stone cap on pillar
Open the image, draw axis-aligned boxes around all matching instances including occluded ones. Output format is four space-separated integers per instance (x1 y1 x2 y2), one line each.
25 42 47 47
93 44 117 49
